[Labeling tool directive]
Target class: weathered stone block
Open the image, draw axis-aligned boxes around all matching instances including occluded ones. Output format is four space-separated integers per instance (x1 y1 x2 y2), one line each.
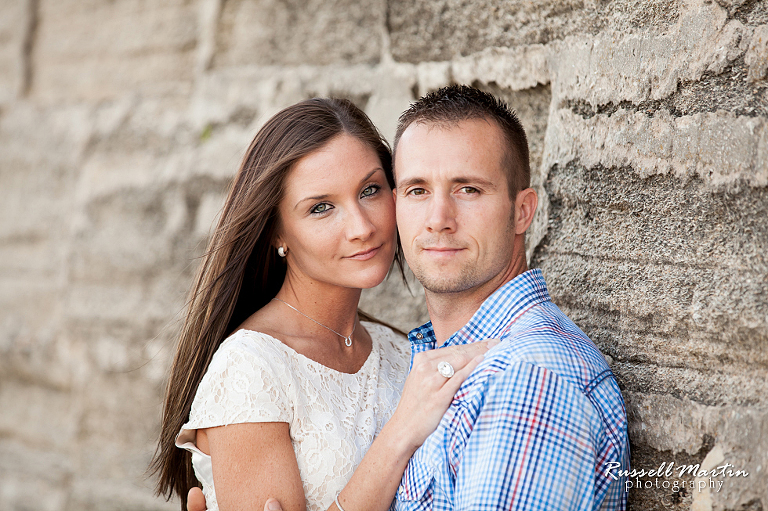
388 0 681 63
624 392 768 510
746 24 768 81
533 162 768 407
0 440 72 511
213 0 383 67
32 0 198 101
68 188 191 281
0 0 30 103
451 46 550 92
546 109 768 187
549 2 749 105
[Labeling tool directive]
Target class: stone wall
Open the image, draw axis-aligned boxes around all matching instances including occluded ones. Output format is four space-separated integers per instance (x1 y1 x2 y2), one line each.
0 0 765 510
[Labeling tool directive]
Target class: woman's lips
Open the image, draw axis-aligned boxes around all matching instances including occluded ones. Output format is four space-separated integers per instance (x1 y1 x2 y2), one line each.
346 245 382 261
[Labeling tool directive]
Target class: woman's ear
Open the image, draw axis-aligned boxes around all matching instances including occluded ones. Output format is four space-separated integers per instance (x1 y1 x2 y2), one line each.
271 222 285 251
272 227 289 257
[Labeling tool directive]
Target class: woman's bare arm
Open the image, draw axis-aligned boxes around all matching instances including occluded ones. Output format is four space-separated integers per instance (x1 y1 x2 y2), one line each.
191 340 496 511
202 423 306 511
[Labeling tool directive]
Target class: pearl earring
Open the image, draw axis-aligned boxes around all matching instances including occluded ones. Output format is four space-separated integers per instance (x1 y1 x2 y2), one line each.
277 246 287 257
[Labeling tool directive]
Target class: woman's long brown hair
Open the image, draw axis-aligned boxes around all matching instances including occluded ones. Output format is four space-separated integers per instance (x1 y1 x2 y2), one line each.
150 98 404 509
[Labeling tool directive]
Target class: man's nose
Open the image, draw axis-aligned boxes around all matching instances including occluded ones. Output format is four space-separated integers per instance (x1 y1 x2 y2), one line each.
425 193 457 233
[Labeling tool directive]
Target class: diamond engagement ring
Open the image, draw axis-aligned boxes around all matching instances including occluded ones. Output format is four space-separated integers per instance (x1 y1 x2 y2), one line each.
437 361 455 378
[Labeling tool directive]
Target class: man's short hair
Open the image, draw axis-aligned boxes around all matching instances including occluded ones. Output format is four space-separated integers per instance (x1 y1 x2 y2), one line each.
393 84 530 197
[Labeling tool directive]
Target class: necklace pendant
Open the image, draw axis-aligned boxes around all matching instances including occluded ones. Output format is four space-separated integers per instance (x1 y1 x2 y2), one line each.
344 336 352 347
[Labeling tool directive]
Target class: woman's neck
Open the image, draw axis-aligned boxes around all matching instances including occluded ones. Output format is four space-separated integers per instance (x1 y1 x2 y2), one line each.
275 271 362 336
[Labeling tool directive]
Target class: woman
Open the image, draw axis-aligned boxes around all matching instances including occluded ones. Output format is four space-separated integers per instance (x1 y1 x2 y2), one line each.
151 98 492 511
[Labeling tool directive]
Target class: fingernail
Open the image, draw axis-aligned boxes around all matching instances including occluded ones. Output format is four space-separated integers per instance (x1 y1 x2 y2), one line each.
487 339 500 348
268 499 282 511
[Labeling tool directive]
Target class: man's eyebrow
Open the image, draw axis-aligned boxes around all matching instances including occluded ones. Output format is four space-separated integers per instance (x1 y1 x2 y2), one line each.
452 176 497 188
396 176 498 189
396 177 428 189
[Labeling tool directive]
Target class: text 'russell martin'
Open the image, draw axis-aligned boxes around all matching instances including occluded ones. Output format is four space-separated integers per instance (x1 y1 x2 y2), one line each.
604 461 750 493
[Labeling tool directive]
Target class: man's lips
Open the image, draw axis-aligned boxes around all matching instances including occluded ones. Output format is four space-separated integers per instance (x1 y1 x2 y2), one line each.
420 246 466 257
346 245 382 260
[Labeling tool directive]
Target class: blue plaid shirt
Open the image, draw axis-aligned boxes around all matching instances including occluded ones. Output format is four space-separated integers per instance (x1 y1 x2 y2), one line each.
393 269 629 511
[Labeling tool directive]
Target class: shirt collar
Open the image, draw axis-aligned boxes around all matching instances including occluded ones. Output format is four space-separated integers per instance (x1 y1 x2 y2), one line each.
407 268 550 348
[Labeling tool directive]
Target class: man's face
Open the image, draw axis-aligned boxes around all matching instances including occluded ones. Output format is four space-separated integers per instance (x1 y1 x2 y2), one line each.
394 118 518 295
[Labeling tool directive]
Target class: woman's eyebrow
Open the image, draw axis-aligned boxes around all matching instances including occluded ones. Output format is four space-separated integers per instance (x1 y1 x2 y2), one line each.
295 193 331 210
358 168 383 184
295 167 385 210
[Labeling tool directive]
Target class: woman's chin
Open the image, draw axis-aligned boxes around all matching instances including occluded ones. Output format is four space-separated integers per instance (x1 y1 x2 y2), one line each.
347 266 392 290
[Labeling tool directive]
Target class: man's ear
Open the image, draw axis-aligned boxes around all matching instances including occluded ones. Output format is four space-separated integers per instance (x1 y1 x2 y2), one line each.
392 187 398 203
514 188 538 235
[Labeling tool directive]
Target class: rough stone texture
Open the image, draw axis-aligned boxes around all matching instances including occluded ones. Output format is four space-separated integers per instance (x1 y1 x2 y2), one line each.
0 0 766 509
213 0 384 67
530 1 768 508
0 0 31 103
31 0 199 102
388 0 682 62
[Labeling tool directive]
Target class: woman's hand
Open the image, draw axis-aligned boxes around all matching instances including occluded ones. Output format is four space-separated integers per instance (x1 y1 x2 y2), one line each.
386 339 498 453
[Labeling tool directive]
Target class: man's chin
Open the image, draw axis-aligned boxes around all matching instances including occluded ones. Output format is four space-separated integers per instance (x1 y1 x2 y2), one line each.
415 271 480 295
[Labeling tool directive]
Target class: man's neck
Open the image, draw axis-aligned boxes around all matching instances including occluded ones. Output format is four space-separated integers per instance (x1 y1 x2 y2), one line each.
426 259 529 344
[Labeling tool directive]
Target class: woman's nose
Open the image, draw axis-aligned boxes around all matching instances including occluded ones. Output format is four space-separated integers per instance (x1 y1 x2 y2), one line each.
347 206 376 241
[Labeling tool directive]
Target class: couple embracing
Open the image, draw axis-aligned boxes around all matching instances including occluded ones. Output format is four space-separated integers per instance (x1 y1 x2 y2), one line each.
151 85 630 511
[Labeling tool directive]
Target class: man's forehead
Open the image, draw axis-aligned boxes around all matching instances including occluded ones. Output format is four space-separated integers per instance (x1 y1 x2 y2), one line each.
394 118 507 182
399 116 499 140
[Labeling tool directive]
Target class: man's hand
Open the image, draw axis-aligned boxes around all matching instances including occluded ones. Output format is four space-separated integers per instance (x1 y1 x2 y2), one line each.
187 487 283 511
264 498 283 510
187 488 206 511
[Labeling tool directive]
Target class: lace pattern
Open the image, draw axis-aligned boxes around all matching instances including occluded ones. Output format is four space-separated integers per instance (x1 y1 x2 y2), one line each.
176 322 409 511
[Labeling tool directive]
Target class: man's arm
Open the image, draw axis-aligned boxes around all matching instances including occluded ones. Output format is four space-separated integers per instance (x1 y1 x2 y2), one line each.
454 362 605 511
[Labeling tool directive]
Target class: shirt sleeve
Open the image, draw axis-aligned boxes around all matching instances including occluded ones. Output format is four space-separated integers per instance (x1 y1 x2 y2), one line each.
453 362 604 511
182 335 292 430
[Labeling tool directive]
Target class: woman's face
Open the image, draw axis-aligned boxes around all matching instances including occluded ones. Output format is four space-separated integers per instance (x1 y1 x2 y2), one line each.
276 134 397 290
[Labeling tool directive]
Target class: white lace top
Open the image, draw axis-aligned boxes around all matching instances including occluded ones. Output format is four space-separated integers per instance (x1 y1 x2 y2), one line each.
176 322 410 511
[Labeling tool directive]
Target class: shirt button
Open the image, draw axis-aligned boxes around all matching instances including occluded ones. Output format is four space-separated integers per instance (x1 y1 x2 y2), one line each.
416 333 423 339
398 488 405 496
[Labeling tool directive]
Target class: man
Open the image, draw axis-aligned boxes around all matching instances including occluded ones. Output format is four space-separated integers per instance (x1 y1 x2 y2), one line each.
388 85 628 510
189 85 629 510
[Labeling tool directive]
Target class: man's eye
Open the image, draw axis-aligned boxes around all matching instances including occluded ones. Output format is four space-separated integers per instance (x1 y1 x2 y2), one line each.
361 185 380 198
460 186 479 194
408 188 427 196
310 203 332 214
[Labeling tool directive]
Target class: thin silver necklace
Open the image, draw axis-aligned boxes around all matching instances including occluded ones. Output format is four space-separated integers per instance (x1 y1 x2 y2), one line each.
272 298 356 347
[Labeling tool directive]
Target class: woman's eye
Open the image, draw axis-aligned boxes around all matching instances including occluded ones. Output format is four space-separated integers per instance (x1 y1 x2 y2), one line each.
310 203 332 214
361 184 380 198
